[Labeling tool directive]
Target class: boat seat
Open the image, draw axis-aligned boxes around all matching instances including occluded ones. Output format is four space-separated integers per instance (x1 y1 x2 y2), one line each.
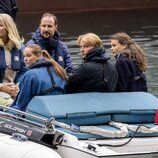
26 92 158 125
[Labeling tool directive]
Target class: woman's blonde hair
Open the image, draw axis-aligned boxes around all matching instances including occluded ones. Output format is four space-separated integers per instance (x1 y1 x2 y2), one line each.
0 13 23 49
111 32 148 72
26 44 68 80
77 33 103 47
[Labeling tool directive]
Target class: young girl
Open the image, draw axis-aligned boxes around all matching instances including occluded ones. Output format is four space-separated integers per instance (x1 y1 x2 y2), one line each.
111 32 148 92
11 44 68 111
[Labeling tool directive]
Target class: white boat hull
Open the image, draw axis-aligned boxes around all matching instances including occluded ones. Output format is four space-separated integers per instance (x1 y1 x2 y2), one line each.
0 133 61 158
54 131 158 158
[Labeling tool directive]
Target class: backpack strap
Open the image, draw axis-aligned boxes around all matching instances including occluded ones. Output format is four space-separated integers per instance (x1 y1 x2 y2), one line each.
130 71 145 82
40 66 63 95
130 76 141 82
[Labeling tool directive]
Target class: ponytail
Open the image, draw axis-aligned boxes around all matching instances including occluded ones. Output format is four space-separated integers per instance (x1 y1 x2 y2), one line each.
41 50 68 80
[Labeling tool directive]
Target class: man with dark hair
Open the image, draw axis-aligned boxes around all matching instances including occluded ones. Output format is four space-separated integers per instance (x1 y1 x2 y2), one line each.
0 0 18 21
25 13 73 73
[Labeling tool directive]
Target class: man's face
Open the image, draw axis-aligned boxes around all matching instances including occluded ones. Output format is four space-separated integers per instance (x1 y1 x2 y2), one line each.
40 16 57 38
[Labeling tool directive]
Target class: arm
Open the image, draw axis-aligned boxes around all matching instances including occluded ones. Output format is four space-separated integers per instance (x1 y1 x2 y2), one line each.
115 60 132 92
60 42 73 73
67 64 86 93
14 47 28 83
11 71 39 111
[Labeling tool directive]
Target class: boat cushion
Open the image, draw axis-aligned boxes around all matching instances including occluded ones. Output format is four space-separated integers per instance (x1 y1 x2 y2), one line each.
57 123 158 139
26 92 158 125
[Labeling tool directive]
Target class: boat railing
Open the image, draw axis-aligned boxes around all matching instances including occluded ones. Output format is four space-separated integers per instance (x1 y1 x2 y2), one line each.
0 105 55 132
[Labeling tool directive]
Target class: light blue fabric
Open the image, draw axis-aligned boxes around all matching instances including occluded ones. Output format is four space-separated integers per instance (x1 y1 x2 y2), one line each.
26 92 158 125
56 123 157 139
11 59 66 111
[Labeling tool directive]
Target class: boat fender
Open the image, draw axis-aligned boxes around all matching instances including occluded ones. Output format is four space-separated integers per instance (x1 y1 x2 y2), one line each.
12 133 28 141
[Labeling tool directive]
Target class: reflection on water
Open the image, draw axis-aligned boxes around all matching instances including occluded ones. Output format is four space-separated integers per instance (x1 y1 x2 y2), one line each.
17 10 158 96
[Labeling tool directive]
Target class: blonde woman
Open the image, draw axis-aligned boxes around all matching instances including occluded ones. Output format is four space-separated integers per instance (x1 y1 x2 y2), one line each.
11 44 68 111
67 33 118 93
0 13 26 106
111 32 148 92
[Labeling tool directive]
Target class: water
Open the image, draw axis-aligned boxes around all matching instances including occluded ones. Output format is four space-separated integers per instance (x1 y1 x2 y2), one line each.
16 10 158 96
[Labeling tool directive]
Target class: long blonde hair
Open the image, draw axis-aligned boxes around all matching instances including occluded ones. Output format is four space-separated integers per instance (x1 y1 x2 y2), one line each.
111 32 148 72
0 13 23 49
26 44 68 80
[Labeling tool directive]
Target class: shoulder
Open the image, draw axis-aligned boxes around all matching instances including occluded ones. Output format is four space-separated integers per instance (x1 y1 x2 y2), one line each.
20 68 44 86
106 60 116 68
25 39 35 47
116 54 131 65
22 69 38 80
18 44 25 52
57 40 68 50
73 62 97 74
117 54 129 61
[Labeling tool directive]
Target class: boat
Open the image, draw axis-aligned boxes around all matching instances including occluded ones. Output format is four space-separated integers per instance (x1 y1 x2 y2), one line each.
0 133 61 158
1 92 158 158
17 0 158 14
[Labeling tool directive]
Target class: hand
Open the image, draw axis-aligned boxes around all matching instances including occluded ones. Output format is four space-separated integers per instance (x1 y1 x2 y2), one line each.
10 83 19 98
0 83 19 98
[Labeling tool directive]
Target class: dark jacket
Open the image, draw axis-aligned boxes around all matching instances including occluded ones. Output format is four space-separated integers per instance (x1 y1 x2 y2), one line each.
25 28 73 73
115 53 147 92
67 47 118 93
0 0 18 20
10 58 66 111
0 47 27 83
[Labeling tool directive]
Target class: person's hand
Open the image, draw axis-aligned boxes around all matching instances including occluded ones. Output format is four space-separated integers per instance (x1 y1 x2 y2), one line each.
10 83 19 99
0 83 19 98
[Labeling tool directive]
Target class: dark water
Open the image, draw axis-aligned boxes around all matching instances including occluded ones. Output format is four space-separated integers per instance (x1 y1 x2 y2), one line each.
16 10 158 96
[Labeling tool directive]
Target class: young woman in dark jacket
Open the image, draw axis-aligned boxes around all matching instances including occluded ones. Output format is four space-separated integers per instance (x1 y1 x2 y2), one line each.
111 32 148 92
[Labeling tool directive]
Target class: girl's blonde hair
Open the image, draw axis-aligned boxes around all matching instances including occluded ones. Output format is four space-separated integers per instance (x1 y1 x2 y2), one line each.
26 44 68 80
111 32 148 72
77 33 103 47
0 13 23 49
